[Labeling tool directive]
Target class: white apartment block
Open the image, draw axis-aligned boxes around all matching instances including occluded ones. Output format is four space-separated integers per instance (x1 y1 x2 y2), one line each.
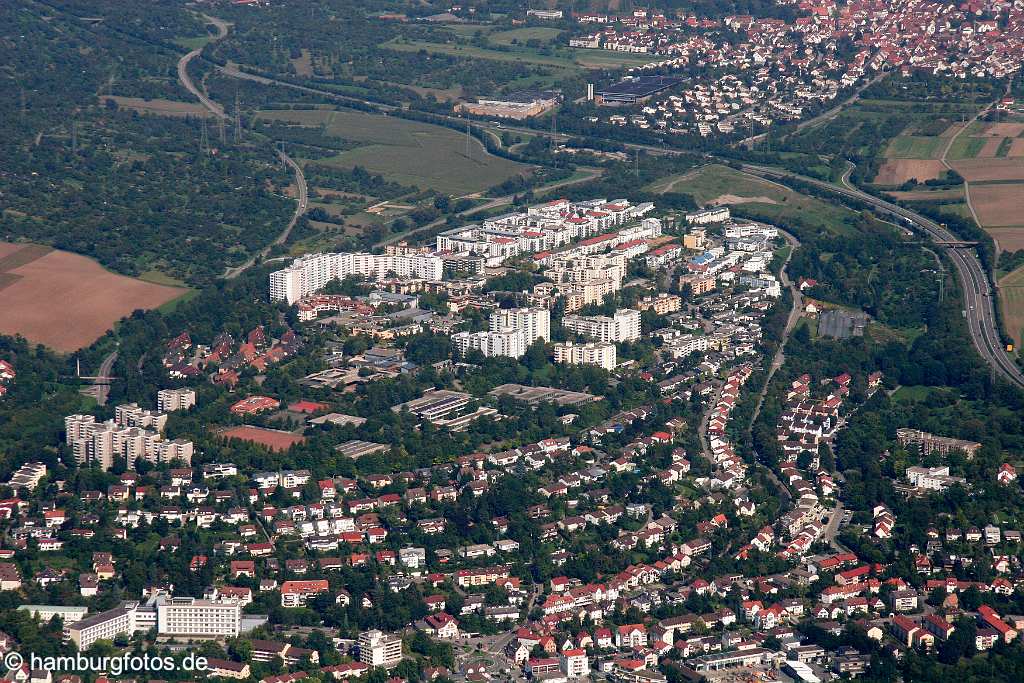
666 334 710 358
562 309 641 343
115 403 168 432
18 604 89 623
489 307 551 343
156 597 241 638
7 461 46 491
157 388 197 412
358 629 403 669
437 199 655 264
65 414 193 470
452 330 527 359
906 466 966 491
552 342 617 370
66 604 137 651
270 252 444 304
686 207 730 224
547 253 627 288
725 222 778 240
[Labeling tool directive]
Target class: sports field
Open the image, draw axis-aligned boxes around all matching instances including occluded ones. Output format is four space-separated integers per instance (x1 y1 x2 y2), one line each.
0 242 186 352
219 425 307 452
255 109 532 195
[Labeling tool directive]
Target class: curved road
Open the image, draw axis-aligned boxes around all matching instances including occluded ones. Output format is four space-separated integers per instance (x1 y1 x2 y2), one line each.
739 163 1024 388
224 150 309 279
175 16 308 279
176 16 229 120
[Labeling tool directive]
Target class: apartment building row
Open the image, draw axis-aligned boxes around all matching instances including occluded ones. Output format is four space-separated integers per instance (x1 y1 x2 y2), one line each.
436 198 656 265
552 342 617 370
563 309 642 343
270 252 445 305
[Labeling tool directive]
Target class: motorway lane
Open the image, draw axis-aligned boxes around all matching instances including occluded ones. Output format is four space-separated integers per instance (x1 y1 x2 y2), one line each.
176 16 230 120
739 163 1024 388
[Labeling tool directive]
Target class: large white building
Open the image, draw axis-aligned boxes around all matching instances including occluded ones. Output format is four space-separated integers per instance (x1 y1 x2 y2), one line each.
552 342 617 370
562 309 641 343
114 403 168 432
65 604 137 650
452 329 527 359
65 414 193 470
66 595 240 650
358 629 403 669
18 604 89 624
156 596 241 639
686 207 730 225
270 252 444 304
157 388 197 412
489 307 551 343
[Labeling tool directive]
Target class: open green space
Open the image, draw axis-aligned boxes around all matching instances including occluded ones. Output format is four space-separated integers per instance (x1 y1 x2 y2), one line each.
946 135 987 160
654 164 860 236
256 109 533 196
489 27 563 45
998 265 1024 350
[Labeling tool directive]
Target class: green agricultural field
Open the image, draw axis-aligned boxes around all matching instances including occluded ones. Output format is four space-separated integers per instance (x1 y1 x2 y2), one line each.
999 265 1024 350
885 136 945 159
489 27 563 45
382 38 655 71
256 109 533 196
946 135 987 160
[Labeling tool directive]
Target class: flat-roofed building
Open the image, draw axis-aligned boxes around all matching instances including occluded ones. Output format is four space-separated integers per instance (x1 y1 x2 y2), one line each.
156 596 241 639
359 629 403 668
66 605 136 651
552 342 616 370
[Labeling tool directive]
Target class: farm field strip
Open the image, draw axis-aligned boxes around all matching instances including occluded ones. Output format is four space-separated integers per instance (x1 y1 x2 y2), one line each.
0 242 187 352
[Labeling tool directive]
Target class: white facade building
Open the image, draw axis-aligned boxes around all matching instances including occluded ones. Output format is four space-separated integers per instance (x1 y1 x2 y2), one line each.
270 252 444 304
156 597 241 638
65 414 193 470
359 629 403 669
157 388 197 412
452 330 527 359
552 342 617 370
562 309 641 343
489 307 551 343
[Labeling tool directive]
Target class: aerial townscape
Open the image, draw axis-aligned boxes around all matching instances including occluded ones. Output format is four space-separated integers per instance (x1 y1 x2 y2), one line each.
3 1 1024 683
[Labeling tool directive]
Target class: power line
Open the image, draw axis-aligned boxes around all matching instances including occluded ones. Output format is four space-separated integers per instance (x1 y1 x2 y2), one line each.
200 118 210 155
234 90 242 144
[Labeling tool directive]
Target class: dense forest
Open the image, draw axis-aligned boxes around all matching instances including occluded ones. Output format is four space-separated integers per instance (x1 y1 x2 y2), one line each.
0 2 294 284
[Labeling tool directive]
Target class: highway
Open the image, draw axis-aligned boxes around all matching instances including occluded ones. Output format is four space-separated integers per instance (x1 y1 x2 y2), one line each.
739 163 1024 389
176 16 230 121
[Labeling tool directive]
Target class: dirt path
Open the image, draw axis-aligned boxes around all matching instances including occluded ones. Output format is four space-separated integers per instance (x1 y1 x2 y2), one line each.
940 97 997 251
